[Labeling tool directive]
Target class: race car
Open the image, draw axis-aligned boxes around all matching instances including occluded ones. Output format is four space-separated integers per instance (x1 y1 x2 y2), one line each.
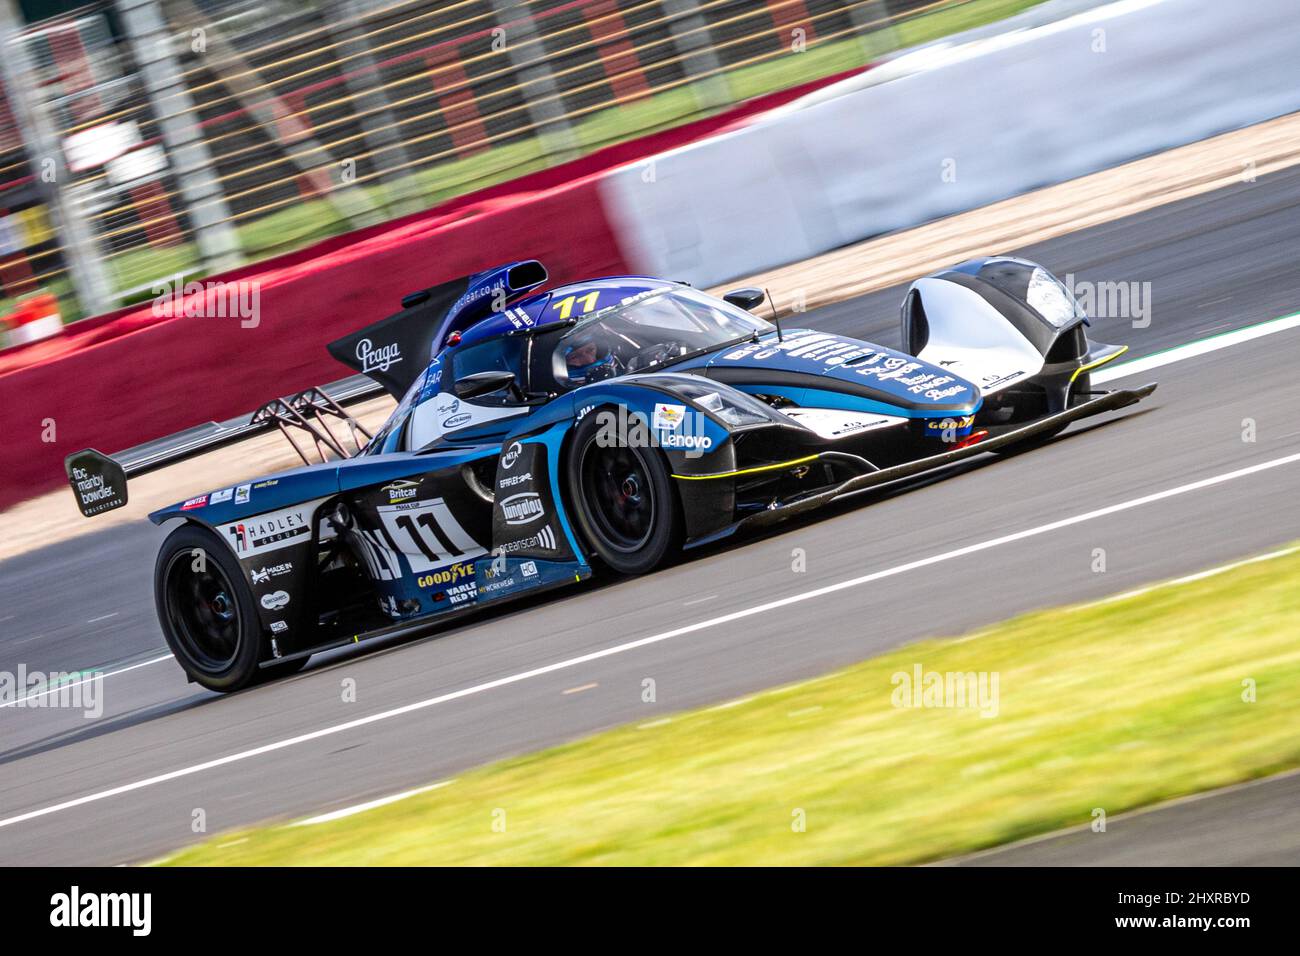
65 257 1155 691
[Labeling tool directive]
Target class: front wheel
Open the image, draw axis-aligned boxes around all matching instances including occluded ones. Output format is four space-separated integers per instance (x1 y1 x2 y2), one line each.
566 409 683 575
154 523 266 692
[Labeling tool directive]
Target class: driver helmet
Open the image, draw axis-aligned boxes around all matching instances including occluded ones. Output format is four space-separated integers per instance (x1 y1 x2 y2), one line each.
563 336 617 384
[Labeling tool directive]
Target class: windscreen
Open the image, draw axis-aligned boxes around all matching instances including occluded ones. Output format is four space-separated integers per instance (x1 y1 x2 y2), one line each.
551 288 772 388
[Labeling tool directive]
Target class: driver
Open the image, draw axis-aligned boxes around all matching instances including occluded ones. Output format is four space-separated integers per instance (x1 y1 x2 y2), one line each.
563 334 619 384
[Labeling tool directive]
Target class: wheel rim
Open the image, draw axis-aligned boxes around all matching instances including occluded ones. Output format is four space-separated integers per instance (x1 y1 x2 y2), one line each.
163 551 242 673
580 441 656 553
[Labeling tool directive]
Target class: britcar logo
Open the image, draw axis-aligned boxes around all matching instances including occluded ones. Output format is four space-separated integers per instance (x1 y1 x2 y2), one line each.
260 590 290 610
356 337 402 374
383 479 420 503
501 492 544 525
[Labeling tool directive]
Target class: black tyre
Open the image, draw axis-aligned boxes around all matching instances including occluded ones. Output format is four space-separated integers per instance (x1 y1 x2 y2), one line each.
566 409 683 575
154 523 267 692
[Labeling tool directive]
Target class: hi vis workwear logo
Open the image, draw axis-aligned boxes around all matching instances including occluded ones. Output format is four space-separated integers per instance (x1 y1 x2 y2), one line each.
50 886 151 936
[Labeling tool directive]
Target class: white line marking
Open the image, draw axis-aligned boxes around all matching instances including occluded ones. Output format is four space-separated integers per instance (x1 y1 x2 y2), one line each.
683 594 718 607
637 718 672 730
1095 311 1300 383
3 451 1299 831
1071 545 1300 611
562 682 598 695
86 613 119 624
291 781 454 827
0 654 173 709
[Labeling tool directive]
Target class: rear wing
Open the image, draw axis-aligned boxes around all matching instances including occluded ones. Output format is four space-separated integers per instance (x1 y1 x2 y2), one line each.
63 374 382 517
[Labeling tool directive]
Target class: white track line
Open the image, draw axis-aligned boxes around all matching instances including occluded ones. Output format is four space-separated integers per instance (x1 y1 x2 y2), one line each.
3 450 1299 831
0 655 172 709
1095 310 1300 383
290 780 454 827
1071 545 1300 611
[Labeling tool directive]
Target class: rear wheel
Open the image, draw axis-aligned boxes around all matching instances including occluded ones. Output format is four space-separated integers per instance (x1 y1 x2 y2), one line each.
154 524 266 692
566 410 683 574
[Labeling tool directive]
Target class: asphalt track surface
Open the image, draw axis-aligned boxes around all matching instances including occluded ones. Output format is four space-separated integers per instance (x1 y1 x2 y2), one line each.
2 165 1299 866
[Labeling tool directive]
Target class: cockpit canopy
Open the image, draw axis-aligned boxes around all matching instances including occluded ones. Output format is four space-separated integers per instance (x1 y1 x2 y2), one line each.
548 286 773 389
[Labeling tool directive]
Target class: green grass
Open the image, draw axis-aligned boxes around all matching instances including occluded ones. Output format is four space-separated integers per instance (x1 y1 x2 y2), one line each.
163 543 1300 866
14 0 1047 324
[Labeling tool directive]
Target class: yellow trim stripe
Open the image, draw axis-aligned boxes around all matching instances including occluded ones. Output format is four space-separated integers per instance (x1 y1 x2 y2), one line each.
672 454 820 481
1071 345 1129 383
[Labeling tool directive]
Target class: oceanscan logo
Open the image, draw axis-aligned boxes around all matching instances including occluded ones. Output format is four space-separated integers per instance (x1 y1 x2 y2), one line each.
356 337 402 374
260 590 290 610
50 886 151 936
501 492 544 525
501 441 523 469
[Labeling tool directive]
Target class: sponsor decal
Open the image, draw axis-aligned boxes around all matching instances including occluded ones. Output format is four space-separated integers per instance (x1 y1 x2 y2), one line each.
416 560 475 589
357 337 402 374
251 562 292 584
235 484 251 504
209 487 233 504
500 492 544 525
498 471 532 489
658 433 713 450
260 590 290 610
443 413 472 429
576 404 595 421
180 495 208 511
652 402 686 431
520 560 538 578
252 478 279 489
923 415 975 433
445 580 477 605
382 479 420 504
501 441 523 469
224 507 310 555
68 466 120 514
270 620 288 634
498 524 558 554
436 397 460 416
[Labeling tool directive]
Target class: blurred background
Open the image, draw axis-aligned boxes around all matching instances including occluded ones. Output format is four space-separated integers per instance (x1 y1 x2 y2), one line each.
0 0 1035 335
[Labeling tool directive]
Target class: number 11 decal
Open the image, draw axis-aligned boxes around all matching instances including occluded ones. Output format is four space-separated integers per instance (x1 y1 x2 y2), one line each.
377 499 486 572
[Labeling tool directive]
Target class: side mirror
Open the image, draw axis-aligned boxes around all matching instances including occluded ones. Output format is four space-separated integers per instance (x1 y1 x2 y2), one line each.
455 369 518 400
722 287 766 311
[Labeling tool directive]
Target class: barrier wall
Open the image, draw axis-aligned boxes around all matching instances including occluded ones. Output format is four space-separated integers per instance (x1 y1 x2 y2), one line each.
0 70 865 510
601 0 1300 287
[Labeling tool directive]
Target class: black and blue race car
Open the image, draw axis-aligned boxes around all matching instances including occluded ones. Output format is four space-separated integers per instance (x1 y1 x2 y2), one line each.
65 257 1155 691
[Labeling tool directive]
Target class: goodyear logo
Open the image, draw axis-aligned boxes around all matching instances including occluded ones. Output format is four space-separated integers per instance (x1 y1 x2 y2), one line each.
417 561 475 589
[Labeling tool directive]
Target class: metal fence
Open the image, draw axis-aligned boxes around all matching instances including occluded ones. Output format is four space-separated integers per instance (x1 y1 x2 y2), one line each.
0 0 956 325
